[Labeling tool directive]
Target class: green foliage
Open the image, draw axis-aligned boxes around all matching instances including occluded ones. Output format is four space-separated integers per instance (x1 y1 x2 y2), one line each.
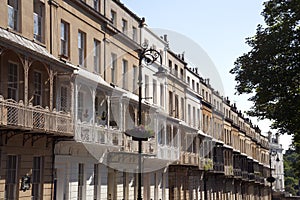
284 148 300 196
230 0 300 149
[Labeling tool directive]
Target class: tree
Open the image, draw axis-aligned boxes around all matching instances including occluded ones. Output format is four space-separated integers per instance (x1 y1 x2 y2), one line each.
284 148 300 196
230 0 300 140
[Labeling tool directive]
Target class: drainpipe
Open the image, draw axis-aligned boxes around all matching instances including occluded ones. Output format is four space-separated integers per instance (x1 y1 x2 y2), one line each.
48 0 53 54
103 0 107 80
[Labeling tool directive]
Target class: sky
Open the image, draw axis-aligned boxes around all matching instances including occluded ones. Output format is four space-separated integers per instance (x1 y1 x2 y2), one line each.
121 0 293 151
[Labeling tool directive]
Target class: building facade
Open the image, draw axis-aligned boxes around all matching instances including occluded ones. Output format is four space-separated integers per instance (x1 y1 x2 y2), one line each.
0 0 278 199
269 132 285 192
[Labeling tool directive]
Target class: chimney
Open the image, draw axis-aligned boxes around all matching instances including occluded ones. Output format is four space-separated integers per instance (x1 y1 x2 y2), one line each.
206 78 210 85
163 34 168 42
268 131 272 142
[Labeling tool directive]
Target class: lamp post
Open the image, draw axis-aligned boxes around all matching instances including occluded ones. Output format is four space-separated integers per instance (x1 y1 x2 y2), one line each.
125 41 164 200
267 150 280 200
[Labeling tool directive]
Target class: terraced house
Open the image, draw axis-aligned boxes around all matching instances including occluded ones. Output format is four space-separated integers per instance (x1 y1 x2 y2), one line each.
0 0 274 199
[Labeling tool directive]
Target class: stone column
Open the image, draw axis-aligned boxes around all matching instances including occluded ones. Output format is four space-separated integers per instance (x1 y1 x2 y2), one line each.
22 57 31 106
49 69 54 110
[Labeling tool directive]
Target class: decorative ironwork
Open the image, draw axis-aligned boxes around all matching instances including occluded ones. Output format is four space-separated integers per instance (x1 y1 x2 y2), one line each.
139 42 162 66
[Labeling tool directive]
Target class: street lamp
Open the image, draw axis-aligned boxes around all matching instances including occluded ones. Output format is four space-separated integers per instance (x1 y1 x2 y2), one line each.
125 41 164 200
267 150 280 200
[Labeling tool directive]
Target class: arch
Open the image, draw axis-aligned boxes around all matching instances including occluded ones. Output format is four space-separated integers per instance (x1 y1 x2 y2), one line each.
0 49 24 101
77 83 93 123
28 60 50 107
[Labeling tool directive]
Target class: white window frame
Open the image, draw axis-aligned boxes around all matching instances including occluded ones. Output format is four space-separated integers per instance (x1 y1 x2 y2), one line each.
60 85 69 112
8 0 19 31
5 155 18 200
133 65 137 92
7 61 18 101
121 18 127 33
94 39 101 73
33 0 44 42
111 10 116 25
78 91 84 122
111 53 117 84
32 156 43 200
132 26 137 41
78 31 86 67
145 75 149 98
93 164 100 200
153 79 157 104
60 20 69 57
93 0 99 11
78 163 85 200
122 59 128 89
33 70 42 106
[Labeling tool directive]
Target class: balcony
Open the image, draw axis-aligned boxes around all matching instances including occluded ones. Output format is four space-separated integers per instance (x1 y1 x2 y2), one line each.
75 122 123 147
0 97 72 135
248 172 255 181
224 165 234 176
181 152 199 166
157 145 179 161
213 162 224 174
199 158 213 171
233 168 242 178
242 171 249 180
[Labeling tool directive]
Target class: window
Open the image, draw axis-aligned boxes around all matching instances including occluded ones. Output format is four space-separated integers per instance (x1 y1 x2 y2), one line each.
111 53 117 84
32 157 43 200
196 83 199 93
111 10 116 25
7 62 18 100
160 83 164 107
174 64 178 77
133 65 137 93
158 124 164 145
8 0 19 31
60 85 68 112
33 71 42 106
169 91 173 116
132 26 137 41
5 155 18 200
188 104 191 125
94 39 101 73
93 164 99 200
187 76 190 85
121 19 127 33
78 91 84 121
168 60 172 70
153 79 157 104
122 59 128 89
192 80 195 90
78 31 86 67
33 0 44 42
60 20 69 57
197 108 200 128
193 107 196 126
78 163 85 200
180 68 184 80
181 97 184 120
174 95 179 118
93 0 99 11
145 75 149 98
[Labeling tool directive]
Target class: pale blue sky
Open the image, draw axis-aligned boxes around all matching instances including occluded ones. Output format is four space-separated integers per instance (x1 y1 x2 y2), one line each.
122 0 292 150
